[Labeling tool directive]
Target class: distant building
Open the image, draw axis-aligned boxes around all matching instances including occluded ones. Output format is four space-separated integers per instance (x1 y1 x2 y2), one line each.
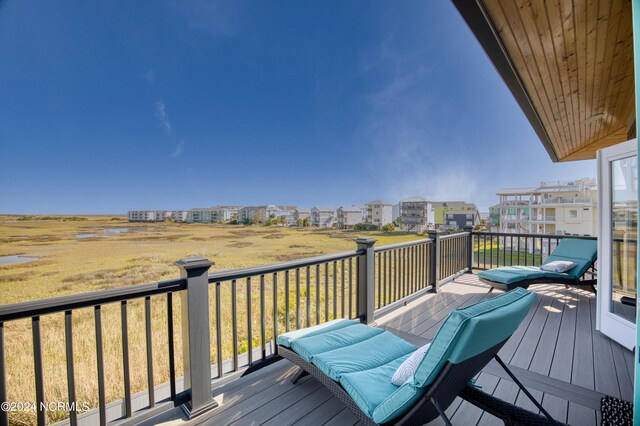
237 205 275 224
188 208 218 223
128 210 157 222
336 205 363 229
399 197 433 232
431 201 477 226
442 209 480 230
491 178 598 236
392 203 400 222
275 206 297 225
311 207 335 228
169 211 189 222
365 200 393 229
237 205 296 224
294 208 311 224
128 210 188 222
211 206 240 222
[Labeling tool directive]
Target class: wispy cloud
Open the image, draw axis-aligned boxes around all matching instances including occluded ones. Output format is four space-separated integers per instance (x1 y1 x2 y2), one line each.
357 38 492 208
155 100 171 135
167 0 240 37
171 140 185 158
145 70 156 85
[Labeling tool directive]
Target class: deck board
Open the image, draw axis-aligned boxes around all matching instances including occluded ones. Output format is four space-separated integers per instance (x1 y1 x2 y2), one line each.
146 276 634 426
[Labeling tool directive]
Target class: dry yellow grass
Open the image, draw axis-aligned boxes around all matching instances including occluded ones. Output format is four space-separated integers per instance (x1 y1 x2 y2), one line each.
0 215 420 425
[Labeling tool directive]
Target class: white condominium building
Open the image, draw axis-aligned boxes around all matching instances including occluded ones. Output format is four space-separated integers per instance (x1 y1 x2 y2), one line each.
311 207 336 228
128 210 188 222
336 205 364 229
365 200 393 229
399 197 434 232
489 178 598 236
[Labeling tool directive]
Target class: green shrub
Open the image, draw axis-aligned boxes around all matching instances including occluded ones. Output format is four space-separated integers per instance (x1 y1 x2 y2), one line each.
382 223 395 232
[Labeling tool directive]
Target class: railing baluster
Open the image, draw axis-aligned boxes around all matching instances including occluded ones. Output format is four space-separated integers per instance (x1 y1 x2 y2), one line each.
95 306 107 425
306 266 311 326
502 236 506 266
0 322 7 426
32 316 46 426
232 279 239 371
356 256 361 316
414 245 418 292
296 269 301 329
121 301 131 418
349 258 353 318
316 264 321 325
273 273 278 354
260 275 266 360
394 249 398 301
377 253 381 308
489 235 493 269
166 293 176 401
341 260 345 318
215 282 224 377
383 251 387 305
63 311 78 425
405 247 410 296
524 237 529 266
483 234 487 269
247 277 253 365
333 262 337 319
510 235 514 266
284 271 290 332
144 297 154 408
325 263 329 322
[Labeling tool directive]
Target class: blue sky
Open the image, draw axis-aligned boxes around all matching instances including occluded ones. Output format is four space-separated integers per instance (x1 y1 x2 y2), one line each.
0 1 595 214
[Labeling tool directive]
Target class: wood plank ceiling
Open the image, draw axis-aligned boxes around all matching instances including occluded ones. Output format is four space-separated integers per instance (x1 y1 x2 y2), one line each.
480 0 635 162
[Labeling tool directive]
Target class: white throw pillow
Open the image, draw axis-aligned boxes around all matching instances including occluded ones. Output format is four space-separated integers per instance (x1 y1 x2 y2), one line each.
391 343 431 386
540 260 577 273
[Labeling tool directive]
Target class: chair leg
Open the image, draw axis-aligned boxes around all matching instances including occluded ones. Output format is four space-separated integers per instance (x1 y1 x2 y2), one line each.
291 368 309 384
494 355 559 425
430 397 452 426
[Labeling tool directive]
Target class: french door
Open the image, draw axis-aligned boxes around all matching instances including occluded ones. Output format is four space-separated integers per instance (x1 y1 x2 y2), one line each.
597 139 637 350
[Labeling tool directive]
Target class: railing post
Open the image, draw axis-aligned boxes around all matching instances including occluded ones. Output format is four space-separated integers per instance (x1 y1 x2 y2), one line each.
174 257 217 418
427 230 440 292
463 226 474 272
355 238 376 324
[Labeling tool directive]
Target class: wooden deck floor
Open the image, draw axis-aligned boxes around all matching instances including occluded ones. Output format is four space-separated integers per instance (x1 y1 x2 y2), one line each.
146 274 634 426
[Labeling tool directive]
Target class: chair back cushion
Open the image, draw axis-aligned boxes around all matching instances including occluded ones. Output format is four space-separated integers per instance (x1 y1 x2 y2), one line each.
412 288 535 388
371 288 536 423
541 238 597 279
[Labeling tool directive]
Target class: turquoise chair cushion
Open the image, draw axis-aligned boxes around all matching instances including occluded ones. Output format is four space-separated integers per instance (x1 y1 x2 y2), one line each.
541 238 597 279
312 331 415 381
371 289 535 423
339 354 411 418
478 238 597 285
478 266 545 284
372 383 423 424
290 323 384 361
279 289 535 424
413 288 535 387
276 319 359 348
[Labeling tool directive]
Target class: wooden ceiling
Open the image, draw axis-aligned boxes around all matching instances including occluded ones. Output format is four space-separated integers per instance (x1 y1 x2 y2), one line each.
453 0 635 162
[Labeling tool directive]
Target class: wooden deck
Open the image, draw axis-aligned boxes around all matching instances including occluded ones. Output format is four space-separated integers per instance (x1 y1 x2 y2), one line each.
145 274 634 426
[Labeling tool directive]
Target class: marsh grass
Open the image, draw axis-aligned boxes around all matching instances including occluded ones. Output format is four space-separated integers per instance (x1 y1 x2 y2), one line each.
0 215 419 425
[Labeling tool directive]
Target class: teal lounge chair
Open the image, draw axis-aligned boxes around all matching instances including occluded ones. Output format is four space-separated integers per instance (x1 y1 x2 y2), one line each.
477 238 597 293
277 288 563 425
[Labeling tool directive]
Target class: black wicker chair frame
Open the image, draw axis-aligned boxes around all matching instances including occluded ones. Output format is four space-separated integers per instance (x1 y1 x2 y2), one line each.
279 337 565 425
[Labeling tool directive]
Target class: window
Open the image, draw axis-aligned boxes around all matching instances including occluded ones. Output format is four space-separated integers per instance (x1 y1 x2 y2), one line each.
569 209 578 219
